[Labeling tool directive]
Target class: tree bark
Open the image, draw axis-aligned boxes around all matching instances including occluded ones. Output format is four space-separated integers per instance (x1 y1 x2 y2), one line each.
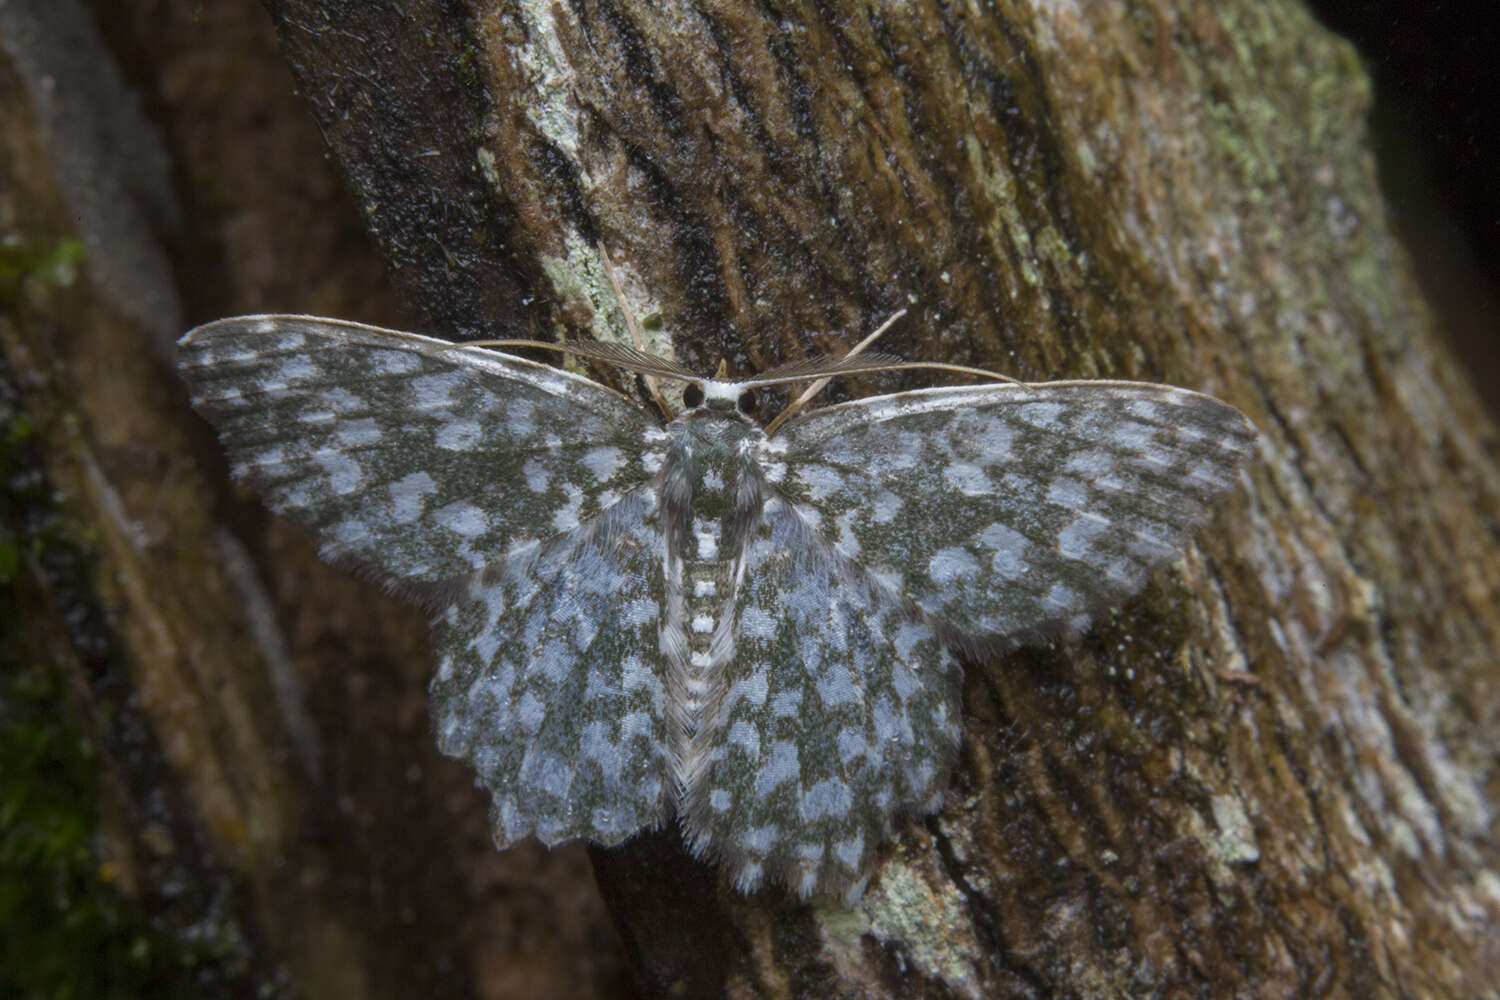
3 0 1497 997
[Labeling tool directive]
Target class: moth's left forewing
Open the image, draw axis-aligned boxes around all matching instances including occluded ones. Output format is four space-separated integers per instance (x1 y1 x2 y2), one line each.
177 316 665 584
182 316 678 852
772 381 1258 644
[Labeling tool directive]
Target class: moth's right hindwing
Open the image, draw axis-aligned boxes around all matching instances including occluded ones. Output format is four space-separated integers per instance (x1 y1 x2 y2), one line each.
685 493 961 900
178 316 662 583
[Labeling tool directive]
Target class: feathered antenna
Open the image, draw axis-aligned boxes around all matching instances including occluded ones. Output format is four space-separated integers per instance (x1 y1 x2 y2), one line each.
445 305 1027 431
440 336 698 383
761 309 905 434
448 246 682 418
598 250 674 419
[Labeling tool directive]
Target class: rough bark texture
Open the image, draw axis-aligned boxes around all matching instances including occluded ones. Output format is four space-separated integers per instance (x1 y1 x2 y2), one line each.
2 0 1496 998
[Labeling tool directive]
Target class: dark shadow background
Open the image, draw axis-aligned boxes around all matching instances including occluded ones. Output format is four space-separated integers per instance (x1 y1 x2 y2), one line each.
1313 1 1500 412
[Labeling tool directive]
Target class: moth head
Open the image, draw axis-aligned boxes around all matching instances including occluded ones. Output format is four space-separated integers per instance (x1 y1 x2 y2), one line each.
689 379 760 421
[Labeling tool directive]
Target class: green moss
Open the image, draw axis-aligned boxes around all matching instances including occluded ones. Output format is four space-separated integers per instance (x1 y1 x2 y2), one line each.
0 399 206 1000
0 667 186 1000
0 239 85 301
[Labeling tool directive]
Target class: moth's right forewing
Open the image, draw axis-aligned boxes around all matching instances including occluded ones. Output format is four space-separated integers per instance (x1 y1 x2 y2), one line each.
178 315 663 584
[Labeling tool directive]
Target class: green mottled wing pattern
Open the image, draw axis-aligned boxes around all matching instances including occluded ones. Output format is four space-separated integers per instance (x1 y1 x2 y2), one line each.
178 316 662 582
774 382 1257 644
430 487 671 845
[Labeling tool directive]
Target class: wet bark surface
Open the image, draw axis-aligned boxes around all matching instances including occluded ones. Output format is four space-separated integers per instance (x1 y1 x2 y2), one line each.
2 0 1496 997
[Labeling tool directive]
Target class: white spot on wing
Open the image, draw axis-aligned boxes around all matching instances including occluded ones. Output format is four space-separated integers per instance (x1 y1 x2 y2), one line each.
275 356 318 383
800 779 851 821
1019 401 1064 427
551 484 583 533
1065 449 1115 479
1046 477 1089 510
816 665 858 707
835 836 864 869
728 720 760 758
741 605 776 639
1057 512 1109 560
943 462 992 496
582 445 625 481
1110 421 1155 452
435 501 488 538
753 742 799 798
796 464 845 500
388 470 436 523
370 349 420 375
1043 582 1080 613
871 490 904 523
837 729 868 764
410 371 465 409
436 419 483 451
334 418 382 448
315 451 364 494
834 511 861 559
523 458 551 493
928 546 981 586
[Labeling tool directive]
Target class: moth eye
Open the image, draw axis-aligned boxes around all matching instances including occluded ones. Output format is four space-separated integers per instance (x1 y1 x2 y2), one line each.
683 383 705 408
737 389 758 415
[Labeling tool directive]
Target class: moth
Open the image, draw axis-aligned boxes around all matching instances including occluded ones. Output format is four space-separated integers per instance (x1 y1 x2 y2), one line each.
177 314 1257 902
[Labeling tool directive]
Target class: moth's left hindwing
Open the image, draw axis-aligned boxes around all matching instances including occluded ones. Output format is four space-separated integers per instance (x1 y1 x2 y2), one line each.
431 487 672 847
178 316 662 583
774 381 1258 644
